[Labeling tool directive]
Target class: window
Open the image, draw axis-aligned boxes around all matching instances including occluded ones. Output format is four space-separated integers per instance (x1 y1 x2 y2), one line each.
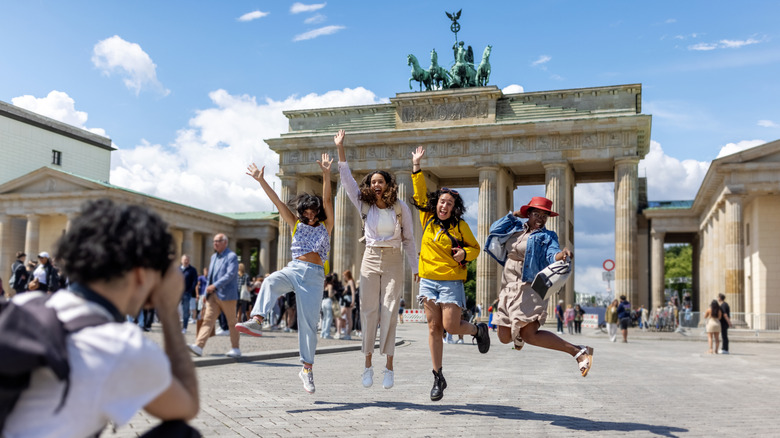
52 150 62 166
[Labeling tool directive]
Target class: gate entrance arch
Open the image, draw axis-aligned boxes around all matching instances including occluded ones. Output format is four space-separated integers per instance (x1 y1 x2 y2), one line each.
266 85 651 311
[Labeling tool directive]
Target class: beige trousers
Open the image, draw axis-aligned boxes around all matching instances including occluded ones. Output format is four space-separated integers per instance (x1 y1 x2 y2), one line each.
360 247 404 357
195 293 239 350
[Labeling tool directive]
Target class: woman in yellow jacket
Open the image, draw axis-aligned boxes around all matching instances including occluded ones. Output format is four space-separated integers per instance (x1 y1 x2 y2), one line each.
411 146 490 402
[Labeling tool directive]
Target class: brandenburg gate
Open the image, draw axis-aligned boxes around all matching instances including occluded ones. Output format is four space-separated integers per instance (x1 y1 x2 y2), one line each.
266 85 652 310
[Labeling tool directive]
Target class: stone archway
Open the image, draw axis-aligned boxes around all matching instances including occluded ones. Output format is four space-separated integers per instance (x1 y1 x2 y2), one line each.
267 85 651 311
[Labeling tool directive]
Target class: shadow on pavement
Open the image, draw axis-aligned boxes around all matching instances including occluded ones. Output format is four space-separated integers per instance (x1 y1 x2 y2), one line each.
289 401 687 437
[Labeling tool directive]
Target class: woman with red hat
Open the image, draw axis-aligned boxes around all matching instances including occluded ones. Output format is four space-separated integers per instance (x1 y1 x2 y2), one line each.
484 196 594 377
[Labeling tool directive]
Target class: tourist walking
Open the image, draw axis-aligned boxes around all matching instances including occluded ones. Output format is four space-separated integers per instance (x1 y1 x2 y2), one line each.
617 295 631 343
235 153 334 394
484 196 593 378
555 299 565 334
411 146 490 401
718 293 733 354
606 299 619 342
704 299 723 354
574 304 585 334
335 130 418 390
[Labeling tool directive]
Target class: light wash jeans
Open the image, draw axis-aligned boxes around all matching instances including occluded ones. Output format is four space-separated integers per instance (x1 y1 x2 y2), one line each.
321 298 333 338
251 260 325 364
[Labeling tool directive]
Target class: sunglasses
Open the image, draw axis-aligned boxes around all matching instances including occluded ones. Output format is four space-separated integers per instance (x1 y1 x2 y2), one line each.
440 187 459 195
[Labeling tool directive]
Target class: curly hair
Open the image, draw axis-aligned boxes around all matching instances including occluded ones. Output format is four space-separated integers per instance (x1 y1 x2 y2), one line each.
358 170 398 206
288 193 328 224
54 199 174 284
411 188 467 229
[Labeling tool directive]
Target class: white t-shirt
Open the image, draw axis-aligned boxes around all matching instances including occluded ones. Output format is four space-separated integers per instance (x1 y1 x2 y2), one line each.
4 291 171 438
375 207 396 239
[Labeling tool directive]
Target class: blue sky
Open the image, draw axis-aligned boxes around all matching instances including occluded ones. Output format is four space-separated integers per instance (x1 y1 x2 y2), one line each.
2 1 778 296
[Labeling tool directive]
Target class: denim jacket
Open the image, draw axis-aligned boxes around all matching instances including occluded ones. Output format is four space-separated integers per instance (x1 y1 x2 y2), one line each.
484 212 561 283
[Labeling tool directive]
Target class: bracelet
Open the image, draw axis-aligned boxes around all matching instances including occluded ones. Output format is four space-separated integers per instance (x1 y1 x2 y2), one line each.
412 169 422 174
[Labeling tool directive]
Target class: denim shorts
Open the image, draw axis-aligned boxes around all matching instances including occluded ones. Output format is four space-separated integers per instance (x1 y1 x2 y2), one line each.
417 278 466 308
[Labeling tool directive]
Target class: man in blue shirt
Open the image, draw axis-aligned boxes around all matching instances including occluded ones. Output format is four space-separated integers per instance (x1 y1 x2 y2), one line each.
180 255 199 334
188 233 241 358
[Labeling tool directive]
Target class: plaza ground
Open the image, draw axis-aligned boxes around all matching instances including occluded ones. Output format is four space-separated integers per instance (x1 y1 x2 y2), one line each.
112 323 780 437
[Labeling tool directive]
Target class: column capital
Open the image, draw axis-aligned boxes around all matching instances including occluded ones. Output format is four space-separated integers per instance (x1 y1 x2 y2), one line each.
475 163 500 171
614 156 641 166
542 160 570 170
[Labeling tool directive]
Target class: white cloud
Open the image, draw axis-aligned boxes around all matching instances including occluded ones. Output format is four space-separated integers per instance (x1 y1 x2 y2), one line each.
12 90 107 137
110 87 384 213
689 37 762 51
716 139 766 158
291 2 326 14
639 141 709 200
531 55 551 68
502 84 524 94
573 183 614 210
238 10 269 22
758 119 778 128
293 25 345 41
92 35 169 96
304 13 326 24
665 18 677 24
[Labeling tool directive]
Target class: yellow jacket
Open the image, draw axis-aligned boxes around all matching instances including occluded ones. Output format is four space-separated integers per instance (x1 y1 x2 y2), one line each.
412 171 479 281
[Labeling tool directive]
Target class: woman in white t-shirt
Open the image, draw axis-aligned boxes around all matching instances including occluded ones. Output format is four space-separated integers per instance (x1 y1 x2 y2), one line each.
334 130 418 390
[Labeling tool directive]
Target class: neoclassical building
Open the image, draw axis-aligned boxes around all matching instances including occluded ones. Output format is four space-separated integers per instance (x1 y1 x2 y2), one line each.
0 101 279 280
642 139 780 324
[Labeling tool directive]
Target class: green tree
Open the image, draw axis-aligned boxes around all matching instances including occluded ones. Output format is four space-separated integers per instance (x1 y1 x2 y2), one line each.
664 244 692 294
464 259 477 308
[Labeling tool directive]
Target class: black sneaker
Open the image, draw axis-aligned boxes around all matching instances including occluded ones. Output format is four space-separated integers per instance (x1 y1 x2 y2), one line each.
474 322 491 354
430 368 447 401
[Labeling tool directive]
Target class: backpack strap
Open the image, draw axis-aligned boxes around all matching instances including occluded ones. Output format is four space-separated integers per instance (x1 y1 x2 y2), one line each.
358 202 370 243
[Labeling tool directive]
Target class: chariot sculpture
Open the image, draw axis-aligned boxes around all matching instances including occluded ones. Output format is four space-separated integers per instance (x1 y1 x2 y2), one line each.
407 10 492 91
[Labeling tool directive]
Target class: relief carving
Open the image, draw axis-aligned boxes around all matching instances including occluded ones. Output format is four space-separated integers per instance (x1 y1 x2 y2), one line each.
400 101 489 123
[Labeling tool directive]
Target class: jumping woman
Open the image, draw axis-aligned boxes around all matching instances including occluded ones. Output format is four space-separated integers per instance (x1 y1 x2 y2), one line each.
235 153 334 394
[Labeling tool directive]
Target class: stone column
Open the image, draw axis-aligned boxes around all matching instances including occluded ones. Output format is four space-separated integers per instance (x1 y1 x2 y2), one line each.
333 182 357 279
25 214 40 260
651 229 666 309
258 229 273 276
724 194 744 313
545 161 575 307
0 214 14 289
395 172 414 305
181 229 195 260
477 166 499 313
65 212 79 232
240 240 253 273
276 176 298 269
614 158 639 304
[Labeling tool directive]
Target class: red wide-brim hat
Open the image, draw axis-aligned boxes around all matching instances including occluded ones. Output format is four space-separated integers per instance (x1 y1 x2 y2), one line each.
519 196 559 218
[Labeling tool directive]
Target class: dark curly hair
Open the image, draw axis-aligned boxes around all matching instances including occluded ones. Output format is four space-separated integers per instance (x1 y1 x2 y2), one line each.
54 198 174 284
358 170 398 206
288 193 328 225
411 188 467 229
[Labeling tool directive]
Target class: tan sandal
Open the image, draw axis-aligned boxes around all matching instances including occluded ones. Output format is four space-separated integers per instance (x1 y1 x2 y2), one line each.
575 346 594 377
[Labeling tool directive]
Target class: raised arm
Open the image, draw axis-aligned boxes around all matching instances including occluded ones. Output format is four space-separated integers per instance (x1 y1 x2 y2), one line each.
334 129 347 163
412 145 425 173
247 163 297 228
317 153 335 234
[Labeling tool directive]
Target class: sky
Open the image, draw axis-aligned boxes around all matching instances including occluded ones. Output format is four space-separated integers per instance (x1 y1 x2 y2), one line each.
2 1 779 297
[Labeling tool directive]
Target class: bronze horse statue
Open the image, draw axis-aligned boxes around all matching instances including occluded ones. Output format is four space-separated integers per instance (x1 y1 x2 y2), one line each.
476 45 492 87
407 54 432 91
429 49 451 90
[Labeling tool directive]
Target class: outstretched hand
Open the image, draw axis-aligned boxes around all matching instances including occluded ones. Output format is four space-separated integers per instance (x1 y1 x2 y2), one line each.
333 129 346 147
246 163 264 182
412 146 425 164
317 153 333 172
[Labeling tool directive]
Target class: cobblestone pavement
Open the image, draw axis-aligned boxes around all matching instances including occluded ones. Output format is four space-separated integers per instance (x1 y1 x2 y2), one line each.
109 324 780 437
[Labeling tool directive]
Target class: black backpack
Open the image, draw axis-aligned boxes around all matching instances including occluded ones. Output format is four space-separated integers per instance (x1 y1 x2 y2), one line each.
0 293 109 432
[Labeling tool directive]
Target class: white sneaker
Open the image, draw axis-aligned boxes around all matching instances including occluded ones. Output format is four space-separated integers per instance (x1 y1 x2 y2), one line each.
299 367 315 394
181 328 187 334
226 348 241 358
362 367 374 388
382 368 394 389
187 344 203 357
235 318 263 337
456 338 464 344
341 334 352 340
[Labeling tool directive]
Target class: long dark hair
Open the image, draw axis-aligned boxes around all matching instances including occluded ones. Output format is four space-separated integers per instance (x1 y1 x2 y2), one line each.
710 300 721 318
411 188 466 229
358 170 398 206
288 193 327 225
